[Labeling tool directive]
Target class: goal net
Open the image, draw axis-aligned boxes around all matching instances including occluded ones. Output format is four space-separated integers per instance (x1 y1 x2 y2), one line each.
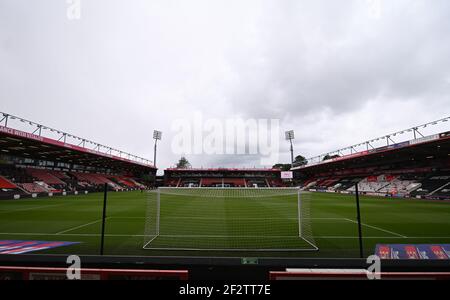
143 187 317 251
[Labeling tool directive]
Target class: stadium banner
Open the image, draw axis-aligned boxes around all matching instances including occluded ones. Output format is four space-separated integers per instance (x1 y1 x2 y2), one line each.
0 240 79 254
280 171 293 179
392 141 410 149
332 151 368 162
374 141 410 153
376 244 450 260
409 134 440 146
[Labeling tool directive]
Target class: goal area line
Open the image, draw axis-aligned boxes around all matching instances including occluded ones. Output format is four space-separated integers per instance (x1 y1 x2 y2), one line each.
142 236 319 252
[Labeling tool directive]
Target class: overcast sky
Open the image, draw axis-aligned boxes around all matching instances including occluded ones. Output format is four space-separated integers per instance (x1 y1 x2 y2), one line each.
1 0 449 173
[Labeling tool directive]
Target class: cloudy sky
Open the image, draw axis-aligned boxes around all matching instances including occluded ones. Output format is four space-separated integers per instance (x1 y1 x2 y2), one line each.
1 0 449 173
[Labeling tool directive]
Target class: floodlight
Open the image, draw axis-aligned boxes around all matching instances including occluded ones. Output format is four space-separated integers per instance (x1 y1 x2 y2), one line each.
285 130 295 140
153 130 162 140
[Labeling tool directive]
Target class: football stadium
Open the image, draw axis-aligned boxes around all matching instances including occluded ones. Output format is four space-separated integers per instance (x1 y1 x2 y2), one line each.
0 111 450 280
2 0 450 286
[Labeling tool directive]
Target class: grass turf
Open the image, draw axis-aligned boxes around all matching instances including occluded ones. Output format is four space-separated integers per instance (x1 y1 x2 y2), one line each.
0 190 450 258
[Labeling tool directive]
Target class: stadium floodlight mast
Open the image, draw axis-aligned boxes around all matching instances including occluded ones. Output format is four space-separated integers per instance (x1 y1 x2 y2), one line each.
153 130 162 167
285 130 295 168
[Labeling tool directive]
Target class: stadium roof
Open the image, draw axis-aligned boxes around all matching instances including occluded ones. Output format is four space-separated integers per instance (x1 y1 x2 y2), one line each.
292 131 450 174
298 116 450 167
0 112 156 172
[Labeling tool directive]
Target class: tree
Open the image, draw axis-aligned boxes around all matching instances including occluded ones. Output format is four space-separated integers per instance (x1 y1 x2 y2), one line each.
293 155 307 167
322 154 340 161
176 157 191 169
272 164 292 171
273 154 308 170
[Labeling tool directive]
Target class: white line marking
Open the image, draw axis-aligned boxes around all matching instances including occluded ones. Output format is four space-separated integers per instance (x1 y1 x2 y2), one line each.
344 218 408 238
109 217 145 219
158 234 302 238
110 216 348 221
55 218 106 234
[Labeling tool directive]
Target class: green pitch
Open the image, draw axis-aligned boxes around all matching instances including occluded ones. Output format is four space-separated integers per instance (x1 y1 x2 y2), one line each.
0 190 449 258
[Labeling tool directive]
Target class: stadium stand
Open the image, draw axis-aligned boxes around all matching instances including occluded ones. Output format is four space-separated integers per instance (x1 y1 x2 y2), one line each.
266 178 284 187
343 174 422 196
294 130 450 200
127 178 146 189
0 175 17 189
310 177 342 190
411 174 450 198
0 164 149 199
17 183 48 194
200 178 223 187
166 178 180 187
246 178 269 188
223 178 246 187
435 184 450 198
333 178 362 191
164 168 287 188
26 168 66 186
176 178 199 187
0 165 33 184
347 175 396 194
70 172 124 191
109 175 145 189
49 170 71 180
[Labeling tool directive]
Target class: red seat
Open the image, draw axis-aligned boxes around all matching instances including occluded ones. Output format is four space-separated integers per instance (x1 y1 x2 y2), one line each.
0 176 17 189
26 169 65 185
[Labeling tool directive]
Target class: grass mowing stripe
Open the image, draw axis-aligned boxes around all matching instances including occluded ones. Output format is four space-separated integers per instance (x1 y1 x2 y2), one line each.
0 203 69 214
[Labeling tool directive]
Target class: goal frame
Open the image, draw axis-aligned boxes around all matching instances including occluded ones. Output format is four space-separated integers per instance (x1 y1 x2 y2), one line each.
143 187 318 252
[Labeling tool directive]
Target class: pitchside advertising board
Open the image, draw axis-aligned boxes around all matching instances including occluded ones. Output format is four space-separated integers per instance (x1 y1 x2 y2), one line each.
0 240 78 254
0 266 188 280
376 244 450 260
280 171 293 179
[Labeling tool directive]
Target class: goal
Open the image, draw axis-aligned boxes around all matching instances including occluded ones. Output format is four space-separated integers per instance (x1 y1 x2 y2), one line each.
143 187 317 251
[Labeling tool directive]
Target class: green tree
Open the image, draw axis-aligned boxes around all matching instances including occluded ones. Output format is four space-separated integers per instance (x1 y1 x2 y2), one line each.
293 155 307 167
176 157 191 169
322 154 340 161
272 164 292 171
273 154 308 169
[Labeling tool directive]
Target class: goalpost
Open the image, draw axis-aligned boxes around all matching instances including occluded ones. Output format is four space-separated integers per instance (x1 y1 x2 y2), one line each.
143 187 317 252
